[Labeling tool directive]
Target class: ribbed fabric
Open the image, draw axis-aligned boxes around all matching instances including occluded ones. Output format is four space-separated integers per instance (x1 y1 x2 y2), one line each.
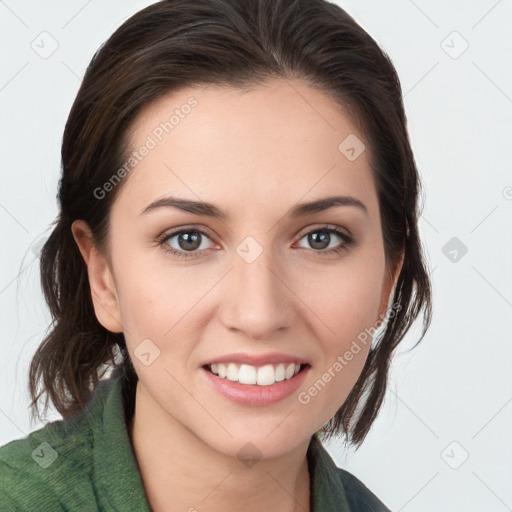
0 367 391 511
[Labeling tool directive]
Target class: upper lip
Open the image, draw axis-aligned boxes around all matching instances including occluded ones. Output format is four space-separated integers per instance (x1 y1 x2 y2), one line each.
202 352 310 367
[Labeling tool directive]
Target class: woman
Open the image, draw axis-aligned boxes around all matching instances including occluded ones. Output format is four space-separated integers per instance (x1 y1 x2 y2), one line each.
0 0 432 510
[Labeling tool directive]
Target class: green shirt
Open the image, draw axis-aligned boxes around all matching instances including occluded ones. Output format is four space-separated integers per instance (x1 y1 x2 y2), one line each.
0 367 391 511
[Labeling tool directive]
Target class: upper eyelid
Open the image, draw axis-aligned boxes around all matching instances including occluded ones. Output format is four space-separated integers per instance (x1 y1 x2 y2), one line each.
296 224 351 238
162 226 216 244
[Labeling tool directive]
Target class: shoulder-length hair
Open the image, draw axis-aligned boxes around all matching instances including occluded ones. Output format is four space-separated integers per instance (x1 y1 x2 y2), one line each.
30 0 432 448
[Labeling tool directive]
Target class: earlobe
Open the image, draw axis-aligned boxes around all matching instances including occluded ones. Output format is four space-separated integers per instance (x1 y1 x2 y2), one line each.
71 220 123 333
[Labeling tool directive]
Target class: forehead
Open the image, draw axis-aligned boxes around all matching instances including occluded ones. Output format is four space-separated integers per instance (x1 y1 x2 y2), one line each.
115 78 377 221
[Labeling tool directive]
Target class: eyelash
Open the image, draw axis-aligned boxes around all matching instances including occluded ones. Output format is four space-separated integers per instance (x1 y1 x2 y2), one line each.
156 224 355 259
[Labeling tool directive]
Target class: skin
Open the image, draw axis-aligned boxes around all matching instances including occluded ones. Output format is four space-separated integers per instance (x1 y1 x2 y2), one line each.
72 78 403 512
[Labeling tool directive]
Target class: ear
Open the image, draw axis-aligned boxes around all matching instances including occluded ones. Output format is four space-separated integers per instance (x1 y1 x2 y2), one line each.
378 249 405 318
71 220 123 333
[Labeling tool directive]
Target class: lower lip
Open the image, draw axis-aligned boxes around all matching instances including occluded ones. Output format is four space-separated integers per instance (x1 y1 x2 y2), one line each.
201 365 310 407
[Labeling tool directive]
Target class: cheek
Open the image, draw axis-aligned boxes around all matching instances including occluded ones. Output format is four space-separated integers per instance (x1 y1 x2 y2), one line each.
297 269 382 421
114 260 210 359
296 256 385 409
112 256 175 346
113 249 181 323
301 259 385 343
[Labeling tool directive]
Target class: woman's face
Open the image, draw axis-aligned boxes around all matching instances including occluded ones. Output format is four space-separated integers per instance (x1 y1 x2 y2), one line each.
77 78 402 458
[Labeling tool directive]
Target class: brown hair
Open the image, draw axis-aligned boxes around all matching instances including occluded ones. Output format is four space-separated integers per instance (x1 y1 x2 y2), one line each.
29 0 432 448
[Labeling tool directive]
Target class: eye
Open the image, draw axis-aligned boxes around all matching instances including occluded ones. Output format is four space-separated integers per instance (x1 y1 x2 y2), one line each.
157 224 355 259
157 228 216 259
296 225 355 255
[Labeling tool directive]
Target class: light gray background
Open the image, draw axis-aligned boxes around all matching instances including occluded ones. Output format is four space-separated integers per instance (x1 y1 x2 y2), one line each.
1 1 511 510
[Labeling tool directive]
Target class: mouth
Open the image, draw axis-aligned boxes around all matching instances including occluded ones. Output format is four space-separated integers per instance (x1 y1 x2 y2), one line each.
201 361 311 407
203 362 311 387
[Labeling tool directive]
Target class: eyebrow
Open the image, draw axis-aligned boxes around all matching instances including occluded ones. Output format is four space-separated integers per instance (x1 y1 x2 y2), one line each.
139 194 367 218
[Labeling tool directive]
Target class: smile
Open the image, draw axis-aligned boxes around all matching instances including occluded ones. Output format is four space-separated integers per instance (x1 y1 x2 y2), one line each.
207 362 304 386
202 363 310 406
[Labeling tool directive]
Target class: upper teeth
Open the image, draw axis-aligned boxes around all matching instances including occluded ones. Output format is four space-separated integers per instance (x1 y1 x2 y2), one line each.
210 363 301 386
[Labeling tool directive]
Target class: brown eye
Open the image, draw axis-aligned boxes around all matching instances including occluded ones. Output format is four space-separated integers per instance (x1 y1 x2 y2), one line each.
158 228 215 258
307 231 331 250
175 231 202 251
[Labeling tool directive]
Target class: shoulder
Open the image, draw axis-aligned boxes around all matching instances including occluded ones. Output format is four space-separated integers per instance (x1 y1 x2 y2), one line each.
0 379 118 510
0 410 97 510
335 466 392 512
0 369 148 511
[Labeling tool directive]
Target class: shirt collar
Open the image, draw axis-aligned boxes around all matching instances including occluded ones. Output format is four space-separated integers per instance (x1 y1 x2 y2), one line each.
88 366 152 511
307 432 352 511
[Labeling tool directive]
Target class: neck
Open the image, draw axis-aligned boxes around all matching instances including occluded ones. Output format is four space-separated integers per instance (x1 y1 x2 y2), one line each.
128 381 311 512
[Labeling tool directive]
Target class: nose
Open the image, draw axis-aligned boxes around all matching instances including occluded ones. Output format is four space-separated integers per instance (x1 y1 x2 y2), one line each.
219 242 296 341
